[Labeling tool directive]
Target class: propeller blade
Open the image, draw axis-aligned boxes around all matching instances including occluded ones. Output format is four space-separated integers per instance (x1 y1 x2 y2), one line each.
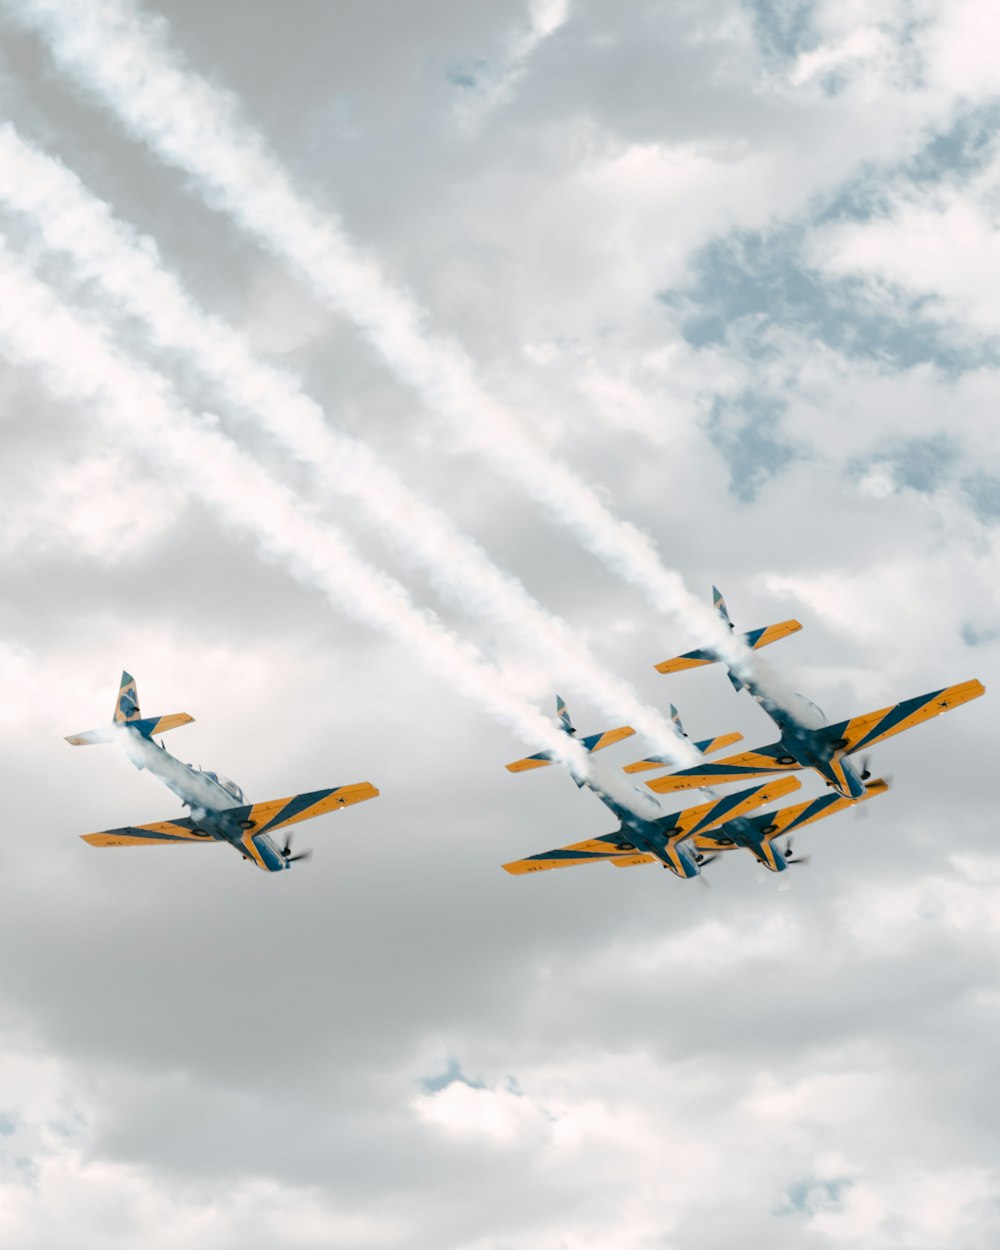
286 850 312 864
787 854 811 866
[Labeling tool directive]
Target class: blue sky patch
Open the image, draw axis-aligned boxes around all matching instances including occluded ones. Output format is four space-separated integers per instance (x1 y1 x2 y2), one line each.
776 1174 853 1216
420 1058 487 1094
706 390 801 501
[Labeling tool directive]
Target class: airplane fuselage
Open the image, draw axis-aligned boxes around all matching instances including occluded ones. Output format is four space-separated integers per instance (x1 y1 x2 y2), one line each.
702 815 789 872
743 683 866 800
589 782 701 877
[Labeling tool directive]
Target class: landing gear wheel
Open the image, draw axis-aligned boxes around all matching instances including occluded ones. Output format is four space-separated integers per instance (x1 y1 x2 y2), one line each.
777 755 796 766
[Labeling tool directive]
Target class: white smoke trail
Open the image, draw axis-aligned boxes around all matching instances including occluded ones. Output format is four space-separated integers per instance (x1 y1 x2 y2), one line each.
5 0 755 678
0 124 698 767
0 241 599 779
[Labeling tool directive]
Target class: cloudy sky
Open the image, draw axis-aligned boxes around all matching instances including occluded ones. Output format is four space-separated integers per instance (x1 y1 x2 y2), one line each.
0 1 998 1246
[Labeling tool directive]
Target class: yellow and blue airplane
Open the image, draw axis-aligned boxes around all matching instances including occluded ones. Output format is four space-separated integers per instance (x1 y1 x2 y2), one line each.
627 589 985 801
687 776 889 873
66 672 379 872
502 697 804 878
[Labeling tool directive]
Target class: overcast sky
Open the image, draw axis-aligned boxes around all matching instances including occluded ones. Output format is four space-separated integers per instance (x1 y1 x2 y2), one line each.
0 1 998 1247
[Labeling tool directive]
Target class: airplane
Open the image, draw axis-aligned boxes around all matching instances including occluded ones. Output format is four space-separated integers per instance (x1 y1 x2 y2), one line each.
501 696 802 878
626 588 985 801
65 672 379 872
688 776 889 873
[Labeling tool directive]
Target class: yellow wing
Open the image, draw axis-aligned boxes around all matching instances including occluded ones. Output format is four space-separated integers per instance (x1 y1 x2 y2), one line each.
828 679 985 754
645 742 800 794
236 783 380 835
80 783 380 849
82 818 212 847
503 831 643 874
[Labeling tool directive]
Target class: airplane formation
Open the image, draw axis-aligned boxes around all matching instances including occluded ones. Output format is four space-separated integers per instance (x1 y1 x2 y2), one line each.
501 589 983 881
68 590 984 882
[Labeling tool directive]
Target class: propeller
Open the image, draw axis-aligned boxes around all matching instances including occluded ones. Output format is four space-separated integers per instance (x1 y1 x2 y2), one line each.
782 838 811 867
857 754 872 781
280 832 312 865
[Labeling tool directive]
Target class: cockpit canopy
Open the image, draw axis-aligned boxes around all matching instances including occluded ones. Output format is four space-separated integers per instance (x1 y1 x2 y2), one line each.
201 770 245 803
791 693 826 728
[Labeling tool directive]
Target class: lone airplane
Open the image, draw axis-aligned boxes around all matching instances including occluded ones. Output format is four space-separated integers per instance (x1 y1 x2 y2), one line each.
66 672 379 872
502 697 802 877
626 589 984 801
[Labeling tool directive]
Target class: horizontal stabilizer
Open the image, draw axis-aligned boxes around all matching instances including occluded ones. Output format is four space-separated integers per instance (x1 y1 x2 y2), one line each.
623 730 743 774
654 620 802 675
65 727 116 746
65 712 194 746
131 713 194 738
506 726 635 773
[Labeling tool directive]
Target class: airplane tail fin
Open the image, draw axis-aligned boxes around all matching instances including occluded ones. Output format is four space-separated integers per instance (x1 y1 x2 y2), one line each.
505 696 634 773
654 587 803 677
65 671 194 746
113 671 141 724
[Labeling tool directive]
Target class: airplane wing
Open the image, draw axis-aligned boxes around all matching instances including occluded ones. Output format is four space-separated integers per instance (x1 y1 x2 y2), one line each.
691 778 890 853
823 680 985 755
643 741 800 794
502 831 654 874
80 783 380 849
502 777 801 874
664 775 802 835
82 817 213 847
229 783 380 835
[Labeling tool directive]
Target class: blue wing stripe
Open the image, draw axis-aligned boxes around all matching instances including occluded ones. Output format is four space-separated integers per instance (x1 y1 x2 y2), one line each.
845 690 944 753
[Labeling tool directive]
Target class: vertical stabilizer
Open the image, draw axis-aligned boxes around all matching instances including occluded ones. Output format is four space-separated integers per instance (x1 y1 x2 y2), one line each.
114 671 141 724
713 586 733 629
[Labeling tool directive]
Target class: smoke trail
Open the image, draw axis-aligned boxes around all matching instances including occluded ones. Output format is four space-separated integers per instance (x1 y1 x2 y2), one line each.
6 0 756 679
0 241 599 779
0 125 699 767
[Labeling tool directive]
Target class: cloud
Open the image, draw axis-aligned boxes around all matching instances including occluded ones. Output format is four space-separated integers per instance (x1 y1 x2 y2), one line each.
450 0 571 130
0 122 694 765
8 0 760 675
0 2 998 1247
